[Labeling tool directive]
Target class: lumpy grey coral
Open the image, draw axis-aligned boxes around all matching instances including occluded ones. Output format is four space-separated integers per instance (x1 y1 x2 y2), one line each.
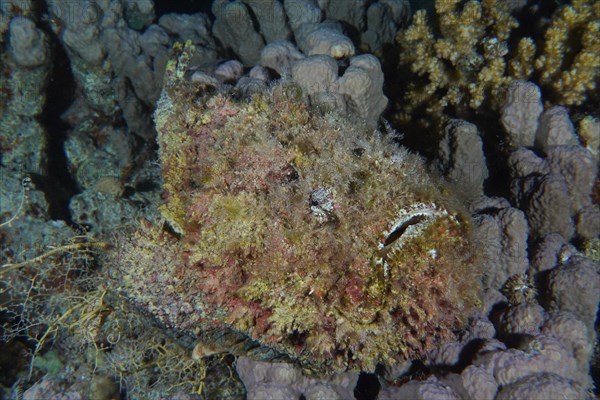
526 173 575 239
207 0 398 125
290 53 388 123
8 16 49 68
48 0 218 140
214 60 244 83
297 23 356 58
501 80 544 148
496 372 582 400
379 376 460 400
453 365 498 400
260 40 305 76
529 232 576 274
547 145 598 216
235 357 358 400
1 8 52 220
535 106 579 155
292 55 339 96
336 54 388 123
508 148 550 210
243 0 291 43
471 197 529 290
362 0 411 54
509 143 598 241
546 255 600 335
212 1 266 66
436 119 488 198
542 311 594 378
474 336 582 387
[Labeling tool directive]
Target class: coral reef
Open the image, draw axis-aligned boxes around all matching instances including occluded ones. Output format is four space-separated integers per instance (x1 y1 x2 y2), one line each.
212 0 268 66
0 7 50 174
577 115 599 158
509 141 599 241
46 0 217 143
235 356 358 400
266 49 388 124
500 80 544 148
546 255 599 335
470 197 529 291
396 0 600 128
210 0 410 63
435 119 488 198
109 42 482 374
379 376 460 400
396 0 517 125
1 0 599 398
535 106 580 154
512 0 600 106
361 0 411 54
8 16 49 68
502 82 599 243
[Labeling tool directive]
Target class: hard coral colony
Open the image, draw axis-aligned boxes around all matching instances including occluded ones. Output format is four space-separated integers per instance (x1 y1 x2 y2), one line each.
396 0 600 127
113 43 482 374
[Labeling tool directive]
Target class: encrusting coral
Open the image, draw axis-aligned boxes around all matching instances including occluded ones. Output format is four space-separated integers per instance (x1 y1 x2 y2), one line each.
109 42 482 374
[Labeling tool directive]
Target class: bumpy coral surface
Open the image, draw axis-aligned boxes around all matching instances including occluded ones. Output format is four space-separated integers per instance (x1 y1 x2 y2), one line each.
112 43 482 374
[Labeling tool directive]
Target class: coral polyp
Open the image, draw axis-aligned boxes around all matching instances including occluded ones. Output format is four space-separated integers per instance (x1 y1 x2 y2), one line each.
110 44 482 374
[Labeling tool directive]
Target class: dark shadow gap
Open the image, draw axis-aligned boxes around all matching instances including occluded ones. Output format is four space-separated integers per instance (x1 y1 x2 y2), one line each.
354 372 381 400
154 1 213 18
38 14 80 223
